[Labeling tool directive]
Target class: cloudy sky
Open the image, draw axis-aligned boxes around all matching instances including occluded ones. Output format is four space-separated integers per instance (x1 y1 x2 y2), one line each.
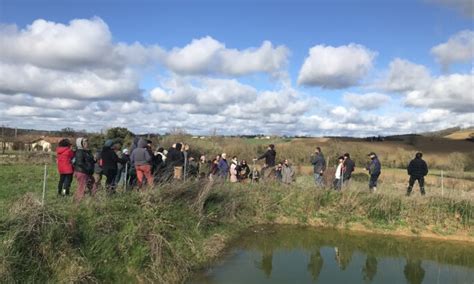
0 0 473 136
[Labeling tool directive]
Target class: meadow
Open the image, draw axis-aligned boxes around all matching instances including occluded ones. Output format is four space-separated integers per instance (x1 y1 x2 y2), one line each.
0 136 473 283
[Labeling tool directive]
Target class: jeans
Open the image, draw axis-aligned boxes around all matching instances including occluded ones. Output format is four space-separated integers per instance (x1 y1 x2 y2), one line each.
314 173 324 187
58 173 73 195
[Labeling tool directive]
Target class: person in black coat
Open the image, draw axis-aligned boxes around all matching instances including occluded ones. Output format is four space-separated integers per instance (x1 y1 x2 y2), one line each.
100 139 126 193
256 144 276 180
407 152 428 196
167 143 185 180
343 153 355 185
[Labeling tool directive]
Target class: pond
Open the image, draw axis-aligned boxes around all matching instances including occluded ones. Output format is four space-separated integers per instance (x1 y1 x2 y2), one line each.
191 226 474 284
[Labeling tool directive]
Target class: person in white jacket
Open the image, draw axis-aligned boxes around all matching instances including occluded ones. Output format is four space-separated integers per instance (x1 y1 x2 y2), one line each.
230 156 239 183
333 156 344 191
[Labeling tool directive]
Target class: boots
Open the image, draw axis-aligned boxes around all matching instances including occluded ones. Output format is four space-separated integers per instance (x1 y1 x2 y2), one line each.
406 186 412 196
420 187 426 196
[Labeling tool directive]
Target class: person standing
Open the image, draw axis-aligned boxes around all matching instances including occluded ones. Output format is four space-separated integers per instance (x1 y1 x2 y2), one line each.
167 143 185 180
209 157 220 181
342 153 355 187
237 160 251 182
56 138 74 196
130 138 154 190
218 153 229 180
366 152 381 193
230 156 239 183
100 139 125 193
198 155 209 180
281 159 295 184
257 144 277 180
311 147 326 187
406 152 428 196
333 156 344 191
73 138 95 202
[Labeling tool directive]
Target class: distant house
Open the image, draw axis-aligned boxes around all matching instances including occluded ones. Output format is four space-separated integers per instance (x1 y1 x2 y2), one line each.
30 137 65 152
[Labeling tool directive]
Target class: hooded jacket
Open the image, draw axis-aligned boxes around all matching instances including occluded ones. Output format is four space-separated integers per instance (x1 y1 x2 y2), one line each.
74 138 95 175
100 140 123 171
130 138 153 166
56 146 74 174
258 149 276 167
407 157 428 177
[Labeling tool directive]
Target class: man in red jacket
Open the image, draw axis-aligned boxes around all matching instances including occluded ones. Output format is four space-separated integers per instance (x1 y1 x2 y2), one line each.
56 138 74 196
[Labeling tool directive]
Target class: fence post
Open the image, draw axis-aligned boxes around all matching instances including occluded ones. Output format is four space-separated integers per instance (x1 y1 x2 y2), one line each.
441 170 444 197
124 162 128 192
42 163 47 206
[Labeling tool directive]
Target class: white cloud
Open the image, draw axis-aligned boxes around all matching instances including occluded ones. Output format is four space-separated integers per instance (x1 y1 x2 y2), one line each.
151 77 257 111
404 73 474 113
164 36 289 77
431 30 474 70
0 18 163 70
0 63 140 100
0 18 161 100
376 58 431 92
343 92 391 110
298 43 376 88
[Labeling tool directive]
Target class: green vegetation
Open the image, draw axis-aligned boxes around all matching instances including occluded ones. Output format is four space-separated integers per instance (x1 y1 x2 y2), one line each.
0 162 473 283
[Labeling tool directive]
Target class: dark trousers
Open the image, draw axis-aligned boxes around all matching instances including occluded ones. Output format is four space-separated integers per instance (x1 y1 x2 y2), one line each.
369 173 380 189
407 176 425 195
103 169 118 192
58 173 73 195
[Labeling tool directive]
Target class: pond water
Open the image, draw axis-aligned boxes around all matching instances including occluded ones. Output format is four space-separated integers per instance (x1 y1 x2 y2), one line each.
191 226 474 284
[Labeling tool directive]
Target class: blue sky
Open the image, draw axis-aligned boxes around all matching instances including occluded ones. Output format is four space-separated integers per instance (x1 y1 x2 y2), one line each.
0 0 473 135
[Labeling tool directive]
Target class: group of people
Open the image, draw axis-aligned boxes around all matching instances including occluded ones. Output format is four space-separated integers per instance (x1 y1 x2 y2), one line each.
55 137 429 203
311 147 428 195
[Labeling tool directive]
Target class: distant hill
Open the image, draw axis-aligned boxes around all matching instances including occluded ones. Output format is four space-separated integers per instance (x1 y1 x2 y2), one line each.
443 128 474 141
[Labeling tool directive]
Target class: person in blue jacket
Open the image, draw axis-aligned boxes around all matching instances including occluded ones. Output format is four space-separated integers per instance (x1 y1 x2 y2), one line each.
366 152 381 193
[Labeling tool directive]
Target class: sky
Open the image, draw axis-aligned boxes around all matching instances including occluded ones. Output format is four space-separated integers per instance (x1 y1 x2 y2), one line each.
0 0 473 136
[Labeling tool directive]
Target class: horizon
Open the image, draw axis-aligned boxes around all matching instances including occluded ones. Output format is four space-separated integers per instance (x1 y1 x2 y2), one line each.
0 0 473 137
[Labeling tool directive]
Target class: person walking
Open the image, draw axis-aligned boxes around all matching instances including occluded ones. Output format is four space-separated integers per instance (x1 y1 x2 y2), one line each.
406 152 428 196
366 152 381 193
230 156 239 183
73 138 95 202
311 147 326 187
257 144 276 180
281 159 295 184
130 138 154 190
56 138 74 196
218 153 229 180
342 153 355 187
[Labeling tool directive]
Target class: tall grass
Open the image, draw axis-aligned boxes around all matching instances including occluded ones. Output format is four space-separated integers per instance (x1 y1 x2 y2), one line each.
1 179 472 283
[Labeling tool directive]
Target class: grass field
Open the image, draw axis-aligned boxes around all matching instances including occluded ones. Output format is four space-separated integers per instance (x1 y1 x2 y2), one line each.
0 137 473 283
